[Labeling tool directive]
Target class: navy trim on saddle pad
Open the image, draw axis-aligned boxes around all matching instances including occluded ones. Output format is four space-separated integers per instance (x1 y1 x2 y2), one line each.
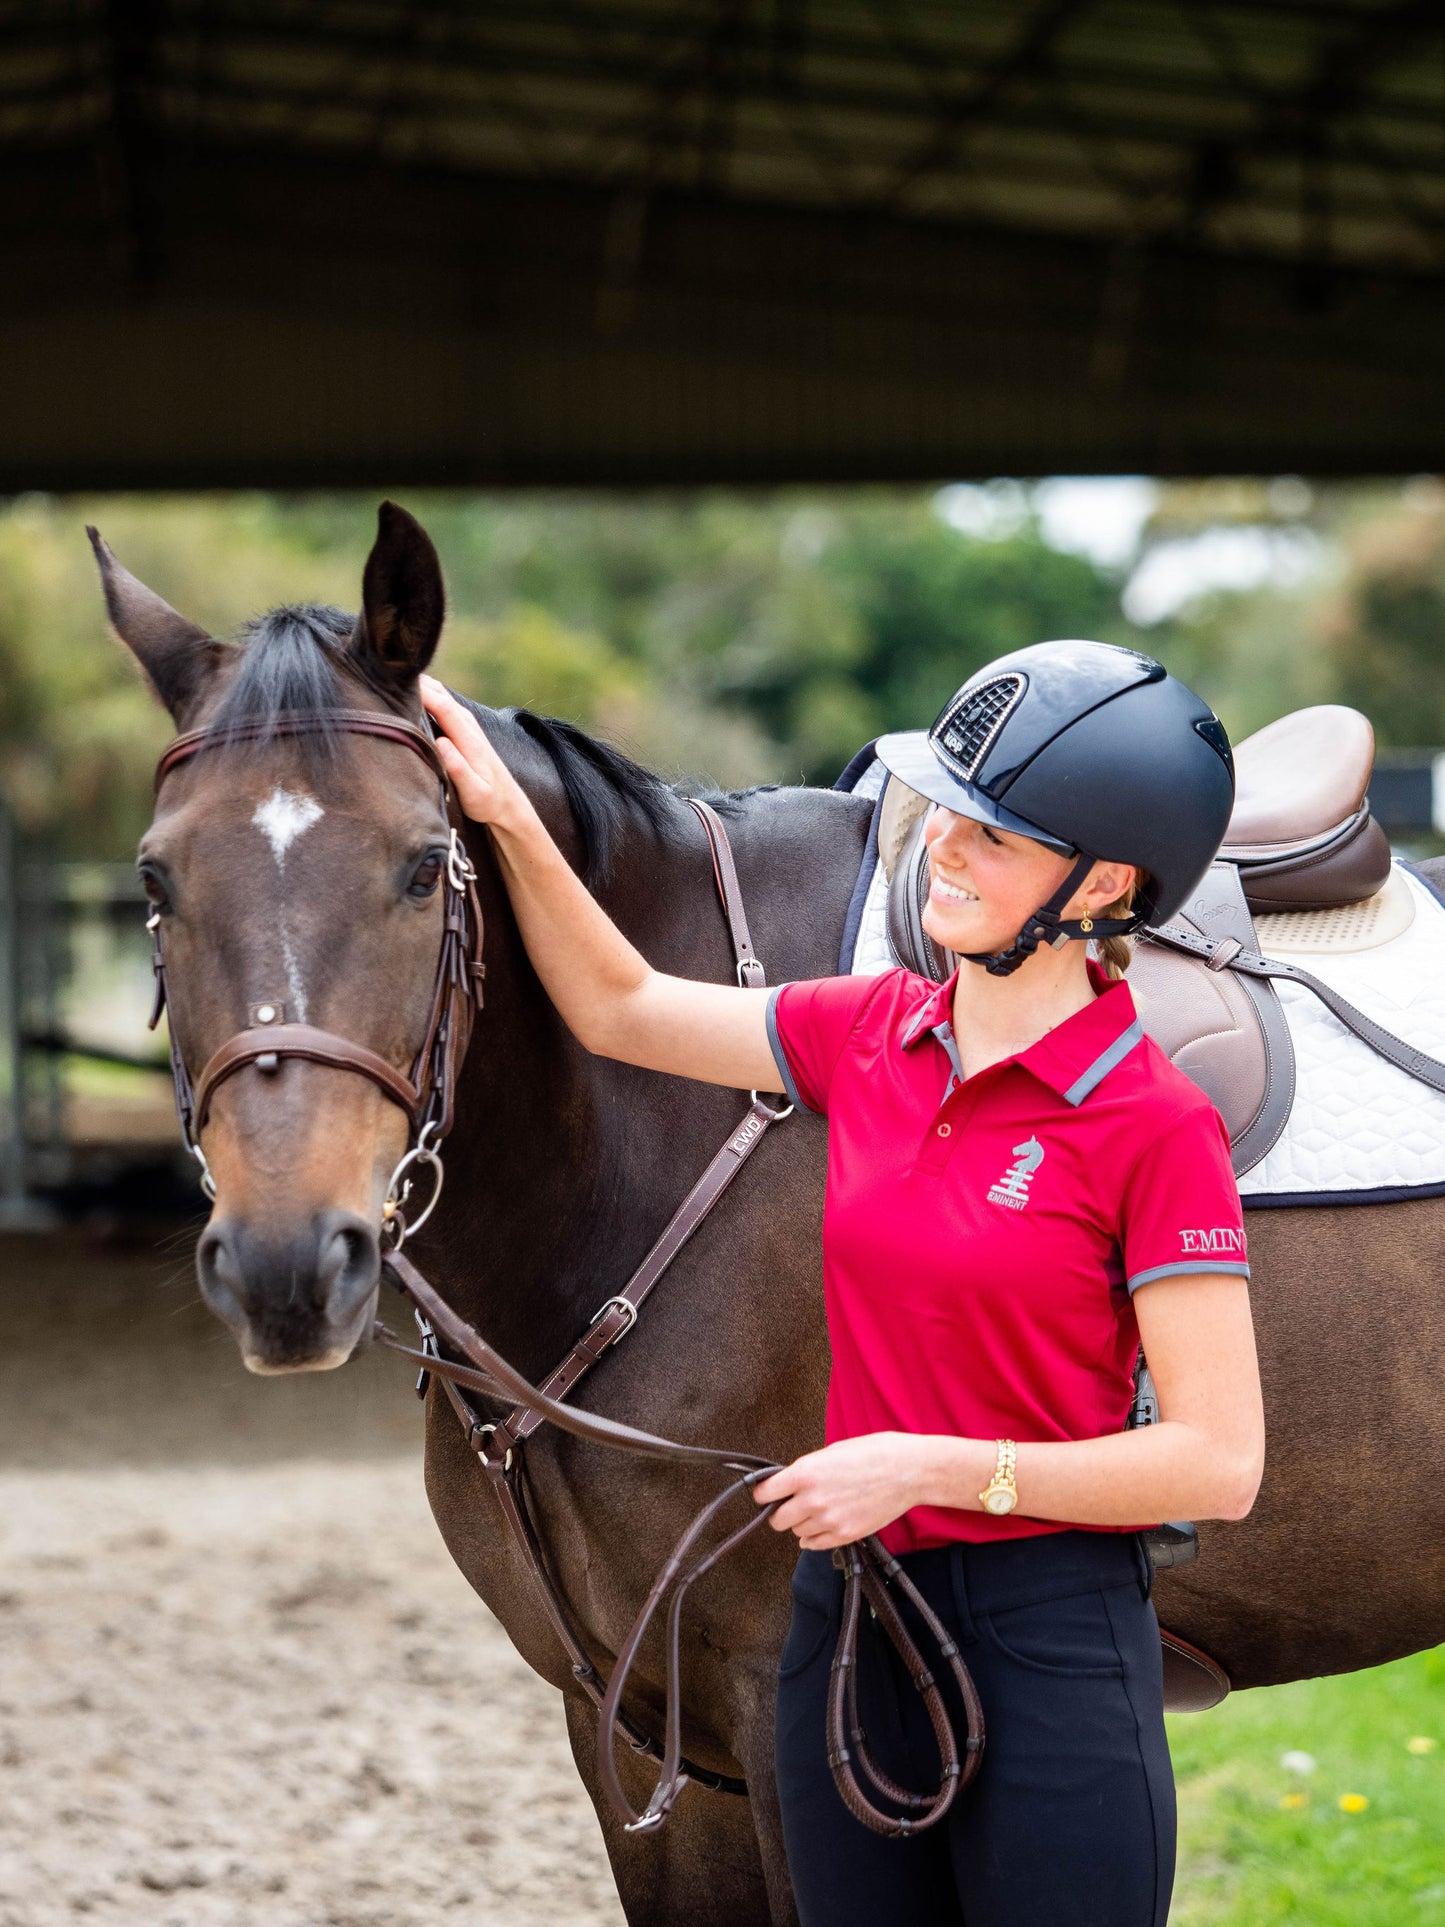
833 740 880 795
1243 1179 1445 1210
1401 857 1445 914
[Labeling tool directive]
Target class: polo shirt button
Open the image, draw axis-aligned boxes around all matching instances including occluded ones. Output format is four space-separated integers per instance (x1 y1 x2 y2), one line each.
937 1122 952 1138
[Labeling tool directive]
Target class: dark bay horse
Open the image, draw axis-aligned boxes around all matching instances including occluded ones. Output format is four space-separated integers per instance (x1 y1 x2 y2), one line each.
95 505 1445 1926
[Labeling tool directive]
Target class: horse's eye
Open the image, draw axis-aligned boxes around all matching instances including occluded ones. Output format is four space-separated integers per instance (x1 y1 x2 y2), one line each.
139 868 172 914
408 853 445 899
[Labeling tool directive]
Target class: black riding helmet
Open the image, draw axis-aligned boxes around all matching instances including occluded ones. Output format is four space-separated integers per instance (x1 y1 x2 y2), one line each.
874 639 1236 977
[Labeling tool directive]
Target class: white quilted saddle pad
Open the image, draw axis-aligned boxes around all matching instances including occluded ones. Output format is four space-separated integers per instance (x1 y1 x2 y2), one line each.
1239 863 1445 1203
842 755 1445 1207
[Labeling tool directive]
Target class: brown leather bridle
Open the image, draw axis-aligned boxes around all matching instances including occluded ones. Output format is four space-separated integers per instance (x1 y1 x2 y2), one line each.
148 707 486 1234
147 705 984 1839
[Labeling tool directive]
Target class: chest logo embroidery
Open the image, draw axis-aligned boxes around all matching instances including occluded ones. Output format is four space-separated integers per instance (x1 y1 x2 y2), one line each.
987 1135 1045 1212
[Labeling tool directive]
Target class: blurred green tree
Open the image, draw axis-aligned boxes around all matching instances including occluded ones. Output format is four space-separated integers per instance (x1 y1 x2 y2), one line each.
1316 489 1445 747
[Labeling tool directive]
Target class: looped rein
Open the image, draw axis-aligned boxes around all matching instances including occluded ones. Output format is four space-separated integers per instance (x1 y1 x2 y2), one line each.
378 1249 986 1836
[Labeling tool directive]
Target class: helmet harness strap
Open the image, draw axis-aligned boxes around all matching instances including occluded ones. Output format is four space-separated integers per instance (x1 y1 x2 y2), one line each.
960 849 1144 979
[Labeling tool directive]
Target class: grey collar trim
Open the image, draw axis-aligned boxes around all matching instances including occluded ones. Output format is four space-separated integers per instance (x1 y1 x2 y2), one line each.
1061 1017 1145 1107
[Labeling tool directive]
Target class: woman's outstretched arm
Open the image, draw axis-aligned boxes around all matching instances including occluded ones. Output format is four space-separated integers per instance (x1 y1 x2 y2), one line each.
422 677 784 1095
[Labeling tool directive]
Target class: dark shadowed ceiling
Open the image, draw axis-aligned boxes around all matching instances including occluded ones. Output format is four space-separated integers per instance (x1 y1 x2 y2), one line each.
3 0 1444 488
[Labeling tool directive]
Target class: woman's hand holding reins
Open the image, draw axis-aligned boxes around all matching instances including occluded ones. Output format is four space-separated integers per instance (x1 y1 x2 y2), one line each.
754 1434 970 1550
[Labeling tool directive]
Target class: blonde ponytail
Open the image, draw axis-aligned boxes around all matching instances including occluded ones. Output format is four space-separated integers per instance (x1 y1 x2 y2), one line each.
1093 870 1151 983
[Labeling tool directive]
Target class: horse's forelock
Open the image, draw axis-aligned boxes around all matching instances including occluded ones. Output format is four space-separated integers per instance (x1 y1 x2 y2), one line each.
203 604 358 764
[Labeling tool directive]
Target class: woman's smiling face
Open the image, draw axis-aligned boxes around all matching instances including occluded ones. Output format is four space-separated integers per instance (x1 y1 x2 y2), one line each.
920 807 1136 958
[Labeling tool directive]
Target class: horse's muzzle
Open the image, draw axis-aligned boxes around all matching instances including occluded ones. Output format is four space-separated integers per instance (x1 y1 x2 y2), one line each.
197 1207 381 1372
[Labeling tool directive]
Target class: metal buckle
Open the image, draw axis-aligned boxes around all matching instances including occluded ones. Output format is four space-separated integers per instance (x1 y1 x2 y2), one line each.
187 1140 217 1201
469 1421 513 1473
589 1295 638 1340
446 826 476 893
736 956 766 988
749 1091 794 1122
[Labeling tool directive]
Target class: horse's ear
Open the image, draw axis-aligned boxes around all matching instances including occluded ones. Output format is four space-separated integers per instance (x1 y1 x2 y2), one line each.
87 526 221 722
351 501 446 691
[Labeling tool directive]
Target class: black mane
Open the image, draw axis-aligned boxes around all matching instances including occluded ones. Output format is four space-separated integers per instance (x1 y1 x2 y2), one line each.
207 601 728 889
465 697 693 889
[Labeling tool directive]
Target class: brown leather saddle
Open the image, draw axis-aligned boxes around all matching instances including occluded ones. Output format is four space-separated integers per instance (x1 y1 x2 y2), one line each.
885 703 1402 1180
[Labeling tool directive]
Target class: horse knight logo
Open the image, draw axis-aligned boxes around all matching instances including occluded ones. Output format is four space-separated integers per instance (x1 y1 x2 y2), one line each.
987 1135 1046 1212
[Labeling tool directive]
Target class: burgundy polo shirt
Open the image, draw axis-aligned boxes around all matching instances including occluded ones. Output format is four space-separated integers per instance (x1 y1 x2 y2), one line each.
766 960 1248 1552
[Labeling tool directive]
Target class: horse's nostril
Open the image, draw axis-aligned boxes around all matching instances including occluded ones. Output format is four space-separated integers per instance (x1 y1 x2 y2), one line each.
317 1214 381 1313
197 1222 244 1321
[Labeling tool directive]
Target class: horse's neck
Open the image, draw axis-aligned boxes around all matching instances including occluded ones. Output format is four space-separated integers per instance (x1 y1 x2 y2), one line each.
426 797 719 1376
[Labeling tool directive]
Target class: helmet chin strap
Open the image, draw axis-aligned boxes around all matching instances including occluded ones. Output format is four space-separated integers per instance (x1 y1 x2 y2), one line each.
960 851 1144 979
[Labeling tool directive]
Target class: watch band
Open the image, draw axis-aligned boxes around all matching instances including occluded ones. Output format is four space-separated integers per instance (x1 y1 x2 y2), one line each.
978 1438 1018 1515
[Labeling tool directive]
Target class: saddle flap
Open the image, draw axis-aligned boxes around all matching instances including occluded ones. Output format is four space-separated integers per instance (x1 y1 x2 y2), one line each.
1134 863 1295 1175
1127 943 1268 1142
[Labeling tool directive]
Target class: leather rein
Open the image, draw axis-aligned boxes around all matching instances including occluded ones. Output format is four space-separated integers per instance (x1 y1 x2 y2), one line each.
149 708 984 1837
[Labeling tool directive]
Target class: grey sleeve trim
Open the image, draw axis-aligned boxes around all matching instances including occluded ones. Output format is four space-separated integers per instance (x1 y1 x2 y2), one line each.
1062 1017 1145 1107
1127 1258 1251 1295
765 984 817 1114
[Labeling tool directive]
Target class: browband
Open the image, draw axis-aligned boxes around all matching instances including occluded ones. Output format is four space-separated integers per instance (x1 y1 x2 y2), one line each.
155 708 446 790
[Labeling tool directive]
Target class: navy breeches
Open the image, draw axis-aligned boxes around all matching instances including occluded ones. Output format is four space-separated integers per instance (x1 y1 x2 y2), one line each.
774 1529 1175 1927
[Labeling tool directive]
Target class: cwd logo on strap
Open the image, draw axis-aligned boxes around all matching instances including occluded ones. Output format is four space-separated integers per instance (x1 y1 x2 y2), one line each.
987 1135 1045 1212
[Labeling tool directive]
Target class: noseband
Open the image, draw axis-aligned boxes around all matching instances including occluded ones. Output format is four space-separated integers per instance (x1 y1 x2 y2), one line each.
148 708 486 1237
148 706 983 1838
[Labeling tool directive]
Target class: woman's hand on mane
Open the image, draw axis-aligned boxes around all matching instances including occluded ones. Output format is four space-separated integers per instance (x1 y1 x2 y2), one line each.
421 675 535 835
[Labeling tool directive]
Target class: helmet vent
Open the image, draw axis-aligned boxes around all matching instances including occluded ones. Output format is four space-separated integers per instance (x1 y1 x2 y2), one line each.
931 674 1025 781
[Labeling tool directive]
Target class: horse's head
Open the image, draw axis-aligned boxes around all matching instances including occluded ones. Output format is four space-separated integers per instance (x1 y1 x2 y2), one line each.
94 502 475 1373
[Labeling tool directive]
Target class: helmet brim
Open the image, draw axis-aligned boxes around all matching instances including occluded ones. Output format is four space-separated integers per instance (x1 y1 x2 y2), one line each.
873 731 1080 859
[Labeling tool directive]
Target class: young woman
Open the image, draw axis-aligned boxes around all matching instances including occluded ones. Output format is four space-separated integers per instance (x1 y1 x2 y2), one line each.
419 638 1265 1927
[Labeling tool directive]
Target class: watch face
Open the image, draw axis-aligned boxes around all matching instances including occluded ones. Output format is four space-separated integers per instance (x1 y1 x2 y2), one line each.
985 1488 1015 1515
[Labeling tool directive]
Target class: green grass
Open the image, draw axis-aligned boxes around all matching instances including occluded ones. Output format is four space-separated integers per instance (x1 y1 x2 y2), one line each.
1169 1646 1445 1923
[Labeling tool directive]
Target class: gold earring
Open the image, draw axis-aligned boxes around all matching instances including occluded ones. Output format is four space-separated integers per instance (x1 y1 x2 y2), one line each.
1080 915 1094 932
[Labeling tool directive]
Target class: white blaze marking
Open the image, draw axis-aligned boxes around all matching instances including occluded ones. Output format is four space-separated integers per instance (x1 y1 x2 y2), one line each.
252 787 323 866
280 933 308 1025
252 787 323 1023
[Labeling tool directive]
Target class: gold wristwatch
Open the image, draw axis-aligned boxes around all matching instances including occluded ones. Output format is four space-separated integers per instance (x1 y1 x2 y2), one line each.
978 1439 1019 1516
